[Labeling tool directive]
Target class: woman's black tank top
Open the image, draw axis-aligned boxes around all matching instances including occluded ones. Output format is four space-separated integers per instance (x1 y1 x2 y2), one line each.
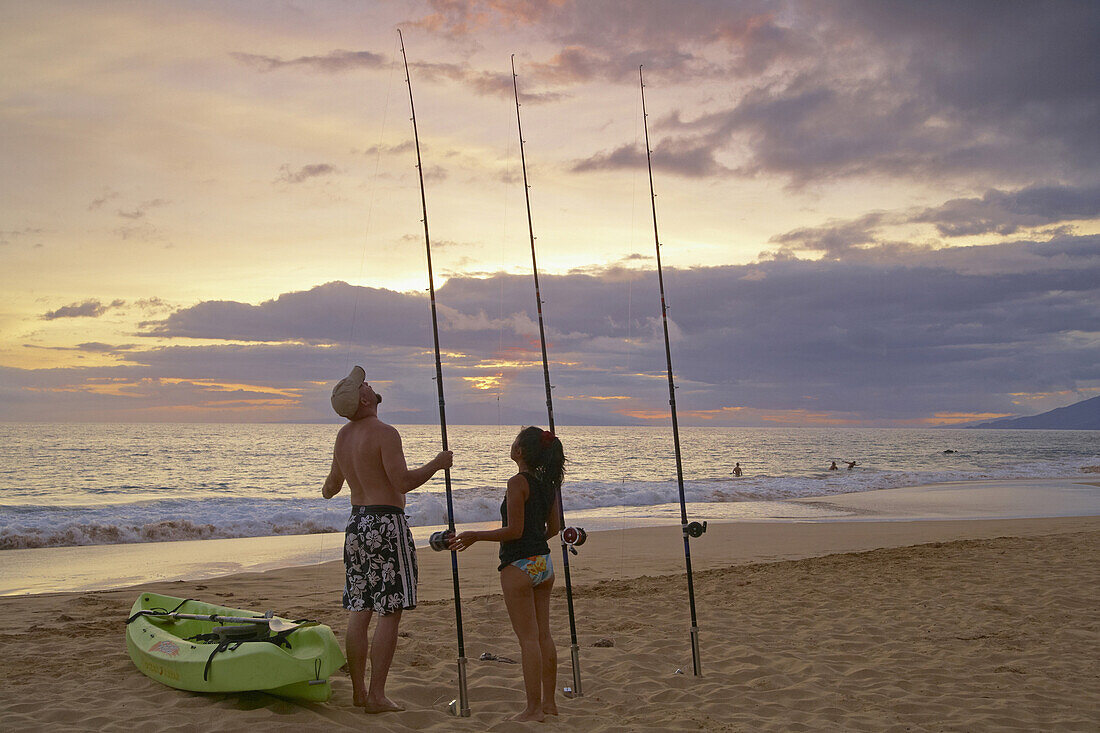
498 471 552 570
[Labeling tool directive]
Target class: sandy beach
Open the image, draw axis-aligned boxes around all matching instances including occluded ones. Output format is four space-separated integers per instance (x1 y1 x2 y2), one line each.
3 481 1099 732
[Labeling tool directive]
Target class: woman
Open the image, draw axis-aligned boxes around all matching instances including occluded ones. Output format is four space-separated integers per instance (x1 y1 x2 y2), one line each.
449 426 564 722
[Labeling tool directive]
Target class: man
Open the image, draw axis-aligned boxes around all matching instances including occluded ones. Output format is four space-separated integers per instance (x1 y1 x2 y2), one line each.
322 365 452 713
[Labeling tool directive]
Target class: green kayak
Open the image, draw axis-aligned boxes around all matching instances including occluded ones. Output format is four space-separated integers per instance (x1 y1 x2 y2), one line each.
126 592 345 702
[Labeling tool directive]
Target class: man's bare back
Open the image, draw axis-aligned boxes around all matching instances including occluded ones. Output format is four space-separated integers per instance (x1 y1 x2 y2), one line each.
323 377 451 506
330 418 410 507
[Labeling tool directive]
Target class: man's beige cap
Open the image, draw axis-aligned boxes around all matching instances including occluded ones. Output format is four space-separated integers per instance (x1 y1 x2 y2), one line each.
331 365 366 419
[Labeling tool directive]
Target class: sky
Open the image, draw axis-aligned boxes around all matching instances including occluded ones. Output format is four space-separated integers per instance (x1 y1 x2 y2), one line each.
2 0 1099 426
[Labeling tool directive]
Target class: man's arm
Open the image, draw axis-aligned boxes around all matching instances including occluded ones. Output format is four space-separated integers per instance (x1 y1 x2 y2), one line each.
379 426 452 494
322 454 344 499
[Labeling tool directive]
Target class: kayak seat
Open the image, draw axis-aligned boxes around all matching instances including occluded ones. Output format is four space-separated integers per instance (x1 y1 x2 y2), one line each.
211 625 269 642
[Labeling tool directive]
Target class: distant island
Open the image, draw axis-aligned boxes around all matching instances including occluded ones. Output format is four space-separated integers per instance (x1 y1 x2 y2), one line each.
969 395 1100 430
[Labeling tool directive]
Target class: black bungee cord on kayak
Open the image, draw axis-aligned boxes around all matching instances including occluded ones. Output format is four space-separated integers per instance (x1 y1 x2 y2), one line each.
638 65 708 677
398 28 471 716
510 55 585 698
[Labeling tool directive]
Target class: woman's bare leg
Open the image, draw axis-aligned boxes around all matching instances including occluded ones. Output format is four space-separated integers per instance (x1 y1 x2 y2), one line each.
533 576 557 715
501 566 545 722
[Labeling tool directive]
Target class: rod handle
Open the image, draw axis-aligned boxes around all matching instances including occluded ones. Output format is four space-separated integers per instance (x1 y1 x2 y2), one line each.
450 656 471 716
569 643 583 697
690 625 702 676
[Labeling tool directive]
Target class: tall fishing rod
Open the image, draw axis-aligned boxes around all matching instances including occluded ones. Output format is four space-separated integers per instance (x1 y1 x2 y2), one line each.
398 29 471 716
510 55 584 698
639 64 707 677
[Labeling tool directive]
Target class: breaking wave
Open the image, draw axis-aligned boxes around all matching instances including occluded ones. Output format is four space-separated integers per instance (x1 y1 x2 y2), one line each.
2 457 1096 550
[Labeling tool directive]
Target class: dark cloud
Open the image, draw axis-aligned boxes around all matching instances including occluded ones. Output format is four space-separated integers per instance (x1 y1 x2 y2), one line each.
416 1 802 81
143 281 431 347
477 1 1100 186
76 233 1091 425
913 184 1100 237
768 184 1100 260
42 299 125 320
571 137 727 178
768 212 896 259
276 163 337 184
231 49 386 73
77 342 135 352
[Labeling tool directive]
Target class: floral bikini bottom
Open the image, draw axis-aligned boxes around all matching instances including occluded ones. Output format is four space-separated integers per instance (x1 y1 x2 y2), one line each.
509 553 554 587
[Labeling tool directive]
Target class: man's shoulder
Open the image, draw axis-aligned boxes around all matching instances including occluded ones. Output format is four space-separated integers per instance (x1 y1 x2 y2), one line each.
339 417 398 439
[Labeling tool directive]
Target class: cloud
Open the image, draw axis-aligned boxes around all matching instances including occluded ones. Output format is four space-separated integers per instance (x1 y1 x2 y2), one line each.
354 141 415 157
486 1 1100 187
767 183 1100 260
913 184 1100 237
231 49 387 73
142 281 431 347
66 232 1083 425
571 137 727 178
0 228 45 247
42 299 126 320
88 190 119 210
276 163 337 184
412 61 565 103
116 198 170 220
77 342 135 352
415 1 805 80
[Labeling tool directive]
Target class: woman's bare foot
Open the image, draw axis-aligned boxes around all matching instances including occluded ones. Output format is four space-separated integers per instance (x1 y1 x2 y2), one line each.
509 707 545 722
355 695 405 713
542 703 558 716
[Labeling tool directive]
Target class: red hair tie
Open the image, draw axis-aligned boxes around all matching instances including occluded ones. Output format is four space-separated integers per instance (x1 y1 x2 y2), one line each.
540 430 554 445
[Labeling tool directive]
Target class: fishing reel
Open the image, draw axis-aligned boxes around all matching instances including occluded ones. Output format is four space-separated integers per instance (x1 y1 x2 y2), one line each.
561 526 587 555
684 521 707 539
429 529 454 552
561 526 587 546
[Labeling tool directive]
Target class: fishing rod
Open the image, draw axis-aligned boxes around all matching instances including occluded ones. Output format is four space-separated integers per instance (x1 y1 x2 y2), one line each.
639 64 707 677
398 28 471 717
510 54 584 698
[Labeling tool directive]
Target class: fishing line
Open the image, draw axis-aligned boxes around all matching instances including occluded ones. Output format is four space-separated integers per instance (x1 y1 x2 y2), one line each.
497 96 514 438
619 75 642 581
398 29 471 716
345 33 401 364
639 65 707 677
511 56 585 697
323 34 402 567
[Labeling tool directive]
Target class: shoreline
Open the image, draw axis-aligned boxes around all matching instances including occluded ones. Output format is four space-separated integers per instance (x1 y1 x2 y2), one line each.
3 477 1099 597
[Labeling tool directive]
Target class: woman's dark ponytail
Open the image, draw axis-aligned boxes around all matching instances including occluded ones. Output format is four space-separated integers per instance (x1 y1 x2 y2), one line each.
516 426 566 492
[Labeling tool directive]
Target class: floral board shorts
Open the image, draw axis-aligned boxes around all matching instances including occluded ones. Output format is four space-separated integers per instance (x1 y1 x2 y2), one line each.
343 505 418 614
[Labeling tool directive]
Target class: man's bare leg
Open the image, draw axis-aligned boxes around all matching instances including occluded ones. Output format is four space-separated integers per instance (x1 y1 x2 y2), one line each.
362 609 405 713
346 610 373 707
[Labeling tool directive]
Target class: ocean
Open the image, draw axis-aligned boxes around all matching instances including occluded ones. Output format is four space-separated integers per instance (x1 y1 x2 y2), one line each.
1 423 1097 551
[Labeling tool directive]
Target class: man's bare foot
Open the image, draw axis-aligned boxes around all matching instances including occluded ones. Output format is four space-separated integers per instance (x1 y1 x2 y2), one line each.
356 695 405 713
542 704 559 716
509 708 545 722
